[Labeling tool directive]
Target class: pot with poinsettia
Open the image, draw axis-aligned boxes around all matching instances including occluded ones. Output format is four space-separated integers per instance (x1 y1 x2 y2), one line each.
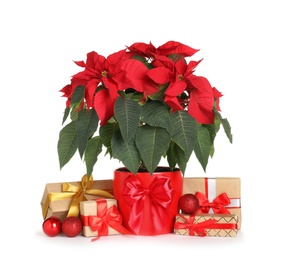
58 40 232 236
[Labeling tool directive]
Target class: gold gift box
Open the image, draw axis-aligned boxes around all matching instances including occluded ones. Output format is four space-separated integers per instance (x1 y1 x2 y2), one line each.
41 177 114 221
80 199 121 237
182 177 241 229
174 214 238 237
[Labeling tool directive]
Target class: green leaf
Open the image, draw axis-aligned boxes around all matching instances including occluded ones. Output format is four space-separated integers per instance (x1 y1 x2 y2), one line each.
170 111 198 161
210 143 215 158
99 122 118 148
214 109 233 143
70 85 85 106
66 86 86 122
76 109 99 158
203 124 216 157
221 117 232 143
166 141 177 170
141 100 171 133
174 144 188 175
62 107 70 125
70 107 79 121
84 136 103 179
132 54 147 64
111 129 141 174
57 121 78 169
167 141 188 174
148 84 167 100
204 123 216 146
214 115 221 133
99 122 119 157
114 96 141 142
194 125 211 172
168 53 184 62
136 125 171 174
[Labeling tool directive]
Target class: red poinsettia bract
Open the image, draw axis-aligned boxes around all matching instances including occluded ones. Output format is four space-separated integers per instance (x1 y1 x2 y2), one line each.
60 40 222 126
60 49 131 125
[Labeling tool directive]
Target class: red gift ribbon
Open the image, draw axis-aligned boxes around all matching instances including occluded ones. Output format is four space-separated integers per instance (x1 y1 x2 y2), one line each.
122 175 175 235
81 199 131 241
174 214 237 237
195 191 231 214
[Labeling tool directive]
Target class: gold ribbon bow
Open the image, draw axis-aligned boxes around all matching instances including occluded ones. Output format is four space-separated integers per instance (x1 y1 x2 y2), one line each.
42 174 114 219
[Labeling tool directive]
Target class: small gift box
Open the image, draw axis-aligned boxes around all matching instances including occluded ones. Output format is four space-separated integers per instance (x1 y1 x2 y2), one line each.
182 177 241 229
41 174 114 221
80 198 131 238
174 214 238 237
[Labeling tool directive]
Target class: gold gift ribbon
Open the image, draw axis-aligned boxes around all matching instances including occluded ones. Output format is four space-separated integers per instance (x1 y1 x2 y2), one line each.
42 174 114 219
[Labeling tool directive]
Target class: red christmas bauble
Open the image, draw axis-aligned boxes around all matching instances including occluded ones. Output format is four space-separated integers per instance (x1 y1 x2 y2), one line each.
178 193 200 214
62 216 83 237
42 216 62 237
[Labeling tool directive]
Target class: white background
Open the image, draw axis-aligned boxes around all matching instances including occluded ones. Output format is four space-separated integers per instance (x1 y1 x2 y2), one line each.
1 0 279 259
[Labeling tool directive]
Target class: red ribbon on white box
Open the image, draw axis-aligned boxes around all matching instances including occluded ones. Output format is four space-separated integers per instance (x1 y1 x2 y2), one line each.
197 178 241 214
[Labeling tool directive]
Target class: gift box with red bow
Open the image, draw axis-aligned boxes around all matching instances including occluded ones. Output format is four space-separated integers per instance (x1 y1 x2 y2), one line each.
41 175 114 221
182 177 241 229
174 213 238 237
80 198 131 238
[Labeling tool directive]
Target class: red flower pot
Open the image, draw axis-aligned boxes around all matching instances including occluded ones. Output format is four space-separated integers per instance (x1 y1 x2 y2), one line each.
113 167 183 236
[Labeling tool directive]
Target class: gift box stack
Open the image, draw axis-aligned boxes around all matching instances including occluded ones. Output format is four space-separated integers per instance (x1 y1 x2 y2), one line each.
174 177 241 237
41 174 114 221
41 174 134 239
41 174 241 239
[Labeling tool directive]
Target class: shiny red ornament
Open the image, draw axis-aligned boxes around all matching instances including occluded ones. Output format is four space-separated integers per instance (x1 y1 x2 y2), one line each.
42 216 62 237
179 193 200 214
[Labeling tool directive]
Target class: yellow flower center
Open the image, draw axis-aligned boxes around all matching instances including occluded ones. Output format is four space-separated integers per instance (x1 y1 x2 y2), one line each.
178 74 183 80
101 70 108 77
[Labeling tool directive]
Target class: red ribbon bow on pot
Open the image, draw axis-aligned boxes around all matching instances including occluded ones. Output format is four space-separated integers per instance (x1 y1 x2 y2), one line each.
195 191 231 214
123 175 175 235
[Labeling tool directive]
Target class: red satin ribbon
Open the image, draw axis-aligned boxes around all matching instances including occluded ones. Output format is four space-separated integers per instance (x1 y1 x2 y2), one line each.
81 199 131 241
122 175 175 234
174 215 219 236
195 191 231 214
174 214 238 236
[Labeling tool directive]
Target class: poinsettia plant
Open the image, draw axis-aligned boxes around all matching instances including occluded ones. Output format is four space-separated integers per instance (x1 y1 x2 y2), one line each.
58 40 232 178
